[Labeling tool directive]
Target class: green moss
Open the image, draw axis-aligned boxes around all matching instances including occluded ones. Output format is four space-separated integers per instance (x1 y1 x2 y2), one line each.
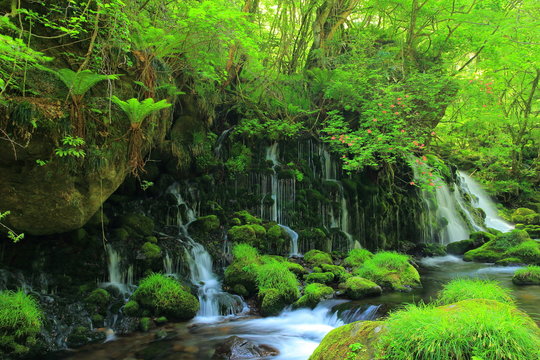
446 239 475 255
378 300 540 360
259 289 286 316
234 210 262 225
469 231 496 246
85 288 111 314
232 243 259 261
304 272 335 284
141 242 162 259
192 215 220 232
495 257 525 266
224 261 258 296
463 241 504 262
343 249 374 268
343 276 382 299
228 224 266 246
0 290 42 358
123 300 140 317
66 326 106 348
120 213 155 237
133 273 199 320
355 252 420 291
299 228 327 250
140 317 151 332
155 316 168 324
90 314 104 327
230 218 241 226
267 224 284 240
320 264 350 282
465 230 537 264
256 262 300 303
232 284 249 297
304 249 333 267
145 236 158 243
505 241 540 264
437 279 514 305
512 208 537 223
513 266 540 285
112 227 129 242
309 321 384 360
294 283 334 309
285 262 307 277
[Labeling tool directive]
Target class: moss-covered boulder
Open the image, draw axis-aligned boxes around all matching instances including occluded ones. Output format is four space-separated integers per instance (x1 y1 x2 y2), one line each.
446 239 475 255
123 300 140 317
259 289 286 316
191 215 220 233
284 262 307 277
512 208 539 225
84 288 111 314
464 230 538 264
228 224 266 248
513 266 540 285
304 272 335 284
515 224 540 238
355 252 420 291
133 273 199 320
224 261 258 296
342 277 382 299
141 242 162 259
119 213 155 238
343 249 373 268
470 231 496 246
0 290 43 358
304 249 333 267
234 210 262 225
309 321 384 360
294 283 334 309
320 264 350 282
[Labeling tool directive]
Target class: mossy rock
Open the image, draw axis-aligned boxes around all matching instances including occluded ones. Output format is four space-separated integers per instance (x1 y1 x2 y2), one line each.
141 242 162 259
320 264 350 282
495 257 525 266
343 249 373 268
342 276 382 299
304 249 333 267
112 227 130 242
140 317 151 332
446 239 475 255
309 321 384 360
516 224 540 238
66 326 106 348
232 284 249 297
230 218 242 226
123 300 140 317
505 241 540 265
294 283 334 309
90 314 104 327
145 236 158 244
233 210 262 225
512 266 540 285
228 225 257 244
355 252 420 291
119 213 155 237
259 289 287 316
470 231 496 246
191 215 220 233
133 273 199 320
84 289 111 314
284 262 308 277
224 261 258 296
464 230 535 264
512 208 537 224
463 242 504 263
304 272 335 284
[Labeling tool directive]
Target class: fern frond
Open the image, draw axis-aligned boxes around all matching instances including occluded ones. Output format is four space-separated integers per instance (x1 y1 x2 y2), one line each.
55 69 121 96
111 96 172 125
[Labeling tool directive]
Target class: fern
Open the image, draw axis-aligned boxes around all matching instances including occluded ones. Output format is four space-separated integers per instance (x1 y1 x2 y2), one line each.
111 96 172 126
55 69 120 96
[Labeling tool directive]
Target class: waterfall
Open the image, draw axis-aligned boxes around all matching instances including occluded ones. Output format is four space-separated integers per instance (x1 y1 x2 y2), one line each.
265 143 280 223
168 184 245 320
434 183 471 244
280 224 300 256
457 171 514 233
452 183 485 232
103 245 134 296
214 128 233 159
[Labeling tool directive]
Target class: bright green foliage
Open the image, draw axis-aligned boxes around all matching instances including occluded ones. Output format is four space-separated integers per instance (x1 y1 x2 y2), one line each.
355 252 420 291
0 211 24 243
255 262 300 302
55 136 86 158
133 273 199 320
304 250 333 267
284 262 307 277
320 264 350 282
0 290 42 357
231 243 259 262
464 230 539 264
55 69 119 96
437 279 514 305
343 249 374 268
295 283 334 309
233 211 262 225
304 272 335 284
111 97 171 126
505 241 540 265
513 266 540 286
343 277 382 300
378 300 540 360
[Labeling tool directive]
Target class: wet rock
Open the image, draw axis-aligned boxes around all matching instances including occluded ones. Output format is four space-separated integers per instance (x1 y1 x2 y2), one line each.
211 336 279 359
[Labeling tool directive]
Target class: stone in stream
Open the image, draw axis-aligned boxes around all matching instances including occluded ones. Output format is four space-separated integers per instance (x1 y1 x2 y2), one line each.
212 336 279 359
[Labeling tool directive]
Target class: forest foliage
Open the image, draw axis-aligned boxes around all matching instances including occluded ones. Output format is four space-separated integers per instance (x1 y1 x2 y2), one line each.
0 0 538 204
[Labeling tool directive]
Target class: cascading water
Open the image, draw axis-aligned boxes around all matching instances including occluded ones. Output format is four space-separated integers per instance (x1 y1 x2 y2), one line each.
280 224 300 256
103 245 134 296
457 171 514 232
434 182 471 244
168 183 245 320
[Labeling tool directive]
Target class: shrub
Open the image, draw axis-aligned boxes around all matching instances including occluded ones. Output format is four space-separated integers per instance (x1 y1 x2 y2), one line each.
513 266 540 285
343 249 373 268
304 249 333 267
295 283 334 308
437 279 514 305
133 273 199 320
355 252 419 290
0 290 42 357
378 300 540 360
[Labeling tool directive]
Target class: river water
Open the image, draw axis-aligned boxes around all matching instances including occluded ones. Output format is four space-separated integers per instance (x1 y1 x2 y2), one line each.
55 256 540 360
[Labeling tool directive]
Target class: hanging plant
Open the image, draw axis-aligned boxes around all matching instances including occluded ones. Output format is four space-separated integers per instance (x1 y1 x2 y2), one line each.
111 96 171 174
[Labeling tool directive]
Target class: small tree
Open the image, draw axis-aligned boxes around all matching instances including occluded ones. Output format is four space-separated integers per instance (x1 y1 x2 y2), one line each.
55 69 120 137
111 96 172 174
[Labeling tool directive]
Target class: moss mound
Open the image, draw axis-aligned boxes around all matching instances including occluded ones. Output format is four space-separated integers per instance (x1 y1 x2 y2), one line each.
294 283 334 309
342 276 382 299
0 290 43 358
304 271 335 284
343 249 373 268
513 266 540 285
304 250 333 267
464 230 539 264
320 264 350 282
355 252 420 291
437 279 514 305
133 273 199 320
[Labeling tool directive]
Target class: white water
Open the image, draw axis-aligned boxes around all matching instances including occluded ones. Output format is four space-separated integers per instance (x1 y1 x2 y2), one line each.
457 171 514 232
420 254 465 267
434 183 470 244
266 143 280 223
168 184 245 321
280 224 300 256
103 245 134 296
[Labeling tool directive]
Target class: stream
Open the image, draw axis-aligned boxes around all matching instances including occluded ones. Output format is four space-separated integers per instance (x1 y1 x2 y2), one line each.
55 256 540 360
